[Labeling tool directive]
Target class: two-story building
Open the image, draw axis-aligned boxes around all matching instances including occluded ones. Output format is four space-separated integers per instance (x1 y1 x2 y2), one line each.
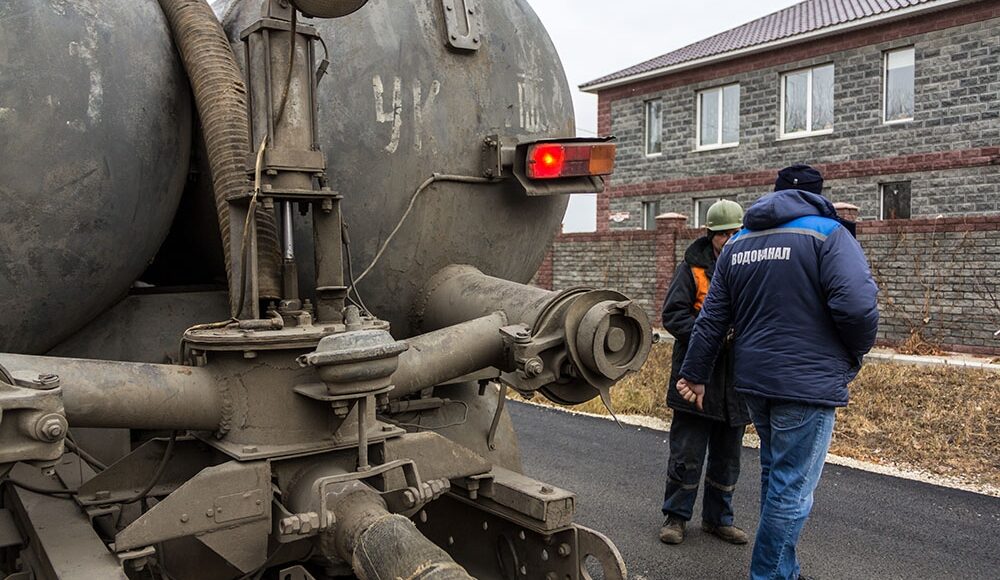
581 0 999 231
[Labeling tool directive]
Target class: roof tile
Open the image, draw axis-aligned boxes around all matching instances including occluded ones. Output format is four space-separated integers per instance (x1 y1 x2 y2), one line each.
581 0 941 89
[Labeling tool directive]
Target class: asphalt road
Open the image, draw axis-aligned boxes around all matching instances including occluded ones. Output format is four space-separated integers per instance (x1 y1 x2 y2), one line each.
509 402 1000 580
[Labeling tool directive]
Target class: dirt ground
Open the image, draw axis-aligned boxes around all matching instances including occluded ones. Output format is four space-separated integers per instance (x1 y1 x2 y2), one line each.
531 343 1000 488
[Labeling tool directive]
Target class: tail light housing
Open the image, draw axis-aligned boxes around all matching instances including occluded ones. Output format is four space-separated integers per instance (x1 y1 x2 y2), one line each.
526 142 616 180
486 136 615 196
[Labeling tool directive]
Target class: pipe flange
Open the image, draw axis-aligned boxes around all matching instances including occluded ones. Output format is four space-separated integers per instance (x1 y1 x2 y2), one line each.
576 300 651 381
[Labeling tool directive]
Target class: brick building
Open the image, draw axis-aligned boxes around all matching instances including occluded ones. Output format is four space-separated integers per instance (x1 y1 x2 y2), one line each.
534 0 1000 354
580 0 999 231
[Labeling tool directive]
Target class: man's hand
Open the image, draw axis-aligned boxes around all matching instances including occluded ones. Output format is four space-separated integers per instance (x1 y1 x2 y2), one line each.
676 378 705 411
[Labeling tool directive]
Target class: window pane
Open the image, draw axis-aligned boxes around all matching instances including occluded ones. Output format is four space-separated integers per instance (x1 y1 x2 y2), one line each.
722 85 740 144
643 201 661 230
885 49 915 121
811 64 834 131
646 100 662 154
783 71 808 134
697 200 712 228
881 182 912 220
699 89 720 147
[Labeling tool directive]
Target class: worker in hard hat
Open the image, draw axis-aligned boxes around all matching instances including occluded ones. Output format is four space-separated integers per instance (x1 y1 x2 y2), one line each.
658 199 750 546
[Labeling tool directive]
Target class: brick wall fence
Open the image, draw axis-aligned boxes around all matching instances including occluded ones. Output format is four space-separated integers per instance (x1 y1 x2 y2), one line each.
535 207 1000 355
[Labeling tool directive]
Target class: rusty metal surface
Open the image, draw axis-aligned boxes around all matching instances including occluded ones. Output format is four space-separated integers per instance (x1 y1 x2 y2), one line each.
0 0 192 354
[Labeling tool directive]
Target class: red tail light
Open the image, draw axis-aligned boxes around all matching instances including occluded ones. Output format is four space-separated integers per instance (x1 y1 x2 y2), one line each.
526 142 616 180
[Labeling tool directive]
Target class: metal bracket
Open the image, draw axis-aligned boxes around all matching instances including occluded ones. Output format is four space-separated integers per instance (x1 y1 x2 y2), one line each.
279 565 319 580
117 546 157 573
576 525 627 580
487 382 507 451
313 459 448 529
441 0 482 52
0 371 67 464
481 135 516 178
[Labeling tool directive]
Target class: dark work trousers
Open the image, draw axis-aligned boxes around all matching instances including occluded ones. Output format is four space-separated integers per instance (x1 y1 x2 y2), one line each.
661 410 746 526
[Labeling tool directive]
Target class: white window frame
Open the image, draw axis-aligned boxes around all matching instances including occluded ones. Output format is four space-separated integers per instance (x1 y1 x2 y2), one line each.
883 47 915 125
779 64 835 140
641 200 660 231
695 84 740 151
644 99 663 157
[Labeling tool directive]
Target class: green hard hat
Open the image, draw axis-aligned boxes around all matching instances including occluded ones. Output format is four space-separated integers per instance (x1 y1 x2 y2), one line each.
706 199 744 231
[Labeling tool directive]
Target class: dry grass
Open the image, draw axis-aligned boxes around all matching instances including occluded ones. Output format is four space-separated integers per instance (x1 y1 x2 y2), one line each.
895 330 946 356
524 343 1000 487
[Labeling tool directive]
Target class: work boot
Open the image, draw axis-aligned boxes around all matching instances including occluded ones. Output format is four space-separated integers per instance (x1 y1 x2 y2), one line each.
658 517 686 544
701 521 749 545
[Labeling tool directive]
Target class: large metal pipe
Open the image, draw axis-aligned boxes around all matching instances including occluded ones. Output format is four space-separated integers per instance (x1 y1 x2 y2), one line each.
416 265 556 332
326 490 473 580
412 265 654 405
390 312 508 399
0 354 223 431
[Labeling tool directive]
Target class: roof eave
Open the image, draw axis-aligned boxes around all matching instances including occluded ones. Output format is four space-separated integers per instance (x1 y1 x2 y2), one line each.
580 0 975 94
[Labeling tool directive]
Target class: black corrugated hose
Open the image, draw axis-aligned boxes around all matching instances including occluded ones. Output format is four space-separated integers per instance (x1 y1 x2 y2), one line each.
156 0 282 314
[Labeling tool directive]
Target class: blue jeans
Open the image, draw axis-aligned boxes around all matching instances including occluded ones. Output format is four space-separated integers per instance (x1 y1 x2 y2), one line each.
745 395 835 580
662 411 746 526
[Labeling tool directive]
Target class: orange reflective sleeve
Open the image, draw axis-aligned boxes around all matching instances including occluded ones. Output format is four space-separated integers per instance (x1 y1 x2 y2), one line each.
691 267 711 312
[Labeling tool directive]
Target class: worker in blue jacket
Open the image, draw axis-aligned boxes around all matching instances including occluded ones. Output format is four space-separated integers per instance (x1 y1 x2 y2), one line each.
676 165 879 580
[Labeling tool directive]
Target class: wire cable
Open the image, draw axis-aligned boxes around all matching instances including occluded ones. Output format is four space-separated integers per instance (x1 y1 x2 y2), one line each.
341 221 371 315
232 135 269 319
1 477 78 498
114 432 179 506
65 434 108 472
351 174 497 291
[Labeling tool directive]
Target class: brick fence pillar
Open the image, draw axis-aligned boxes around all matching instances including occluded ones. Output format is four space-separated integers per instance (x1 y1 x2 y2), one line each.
535 246 554 290
834 202 860 222
654 213 689 319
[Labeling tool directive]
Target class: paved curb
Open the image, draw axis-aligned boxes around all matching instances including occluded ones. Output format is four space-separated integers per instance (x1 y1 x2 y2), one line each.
865 351 1000 371
512 399 1000 498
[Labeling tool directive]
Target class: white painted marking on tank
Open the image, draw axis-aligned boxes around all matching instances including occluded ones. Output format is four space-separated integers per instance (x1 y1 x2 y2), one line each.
412 79 441 152
517 75 548 133
373 75 403 154
67 17 104 126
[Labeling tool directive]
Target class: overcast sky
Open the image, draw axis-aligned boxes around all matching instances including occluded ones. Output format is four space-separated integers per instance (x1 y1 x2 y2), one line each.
529 0 800 231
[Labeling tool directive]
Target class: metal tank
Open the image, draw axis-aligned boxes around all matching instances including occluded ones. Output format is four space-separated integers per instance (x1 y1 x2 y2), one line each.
0 0 192 354
212 0 575 338
0 1 650 579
